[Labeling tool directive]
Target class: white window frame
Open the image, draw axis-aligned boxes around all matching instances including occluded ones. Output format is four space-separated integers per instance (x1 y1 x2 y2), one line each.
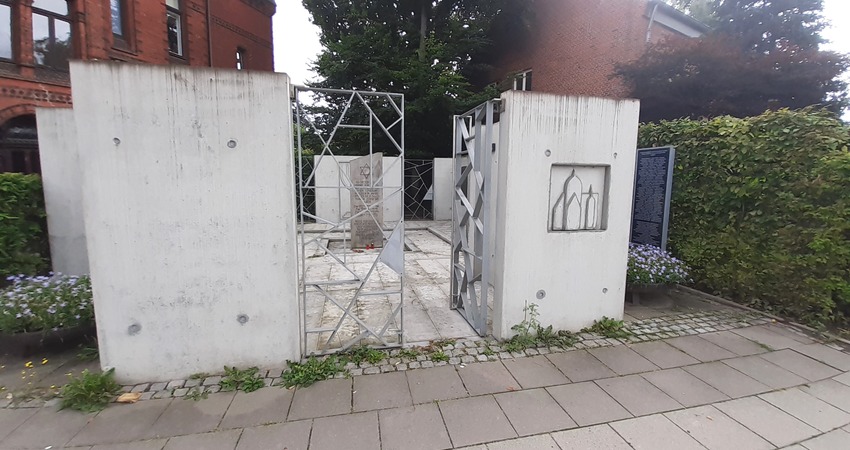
167 1 183 57
513 69 532 91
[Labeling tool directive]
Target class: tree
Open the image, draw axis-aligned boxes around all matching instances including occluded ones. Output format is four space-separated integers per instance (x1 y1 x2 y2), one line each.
301 0 533 158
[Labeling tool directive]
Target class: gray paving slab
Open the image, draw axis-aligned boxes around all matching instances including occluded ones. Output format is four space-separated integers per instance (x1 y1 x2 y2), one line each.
763 324 816 344
550 424 632 450
799 379 850 414
759 387 850 432
665 335 736 362
642 368 728 407
501 356 570 389
587 346 658 375
723 355 808 389
68 399 173 446
163 429 241 450
486 434 560 450
494 388 576 436
1 406 92 449
378 403 452 450
684 361 771 398
610 414 705 450
455 361 520 396
714 396 819 447
629 340 700 369
438 395 517 447
546 382 632 426
546 350 615 382
288 377 352 420
665 405 773 450
0 408 38 442
407 365 467 404
310 411 379 450
759 349 841 381
793 343 850 371
234 420 312 450
596 374 683 416
90 439 168 450
143 392 235 439
732 326 801 350
700 331 769 356
353 371 412 412
218 386 292 429
836 371 850 387
800 429 850 450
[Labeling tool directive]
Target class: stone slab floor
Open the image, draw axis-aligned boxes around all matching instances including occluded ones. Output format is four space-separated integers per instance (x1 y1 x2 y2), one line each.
3 321 850 449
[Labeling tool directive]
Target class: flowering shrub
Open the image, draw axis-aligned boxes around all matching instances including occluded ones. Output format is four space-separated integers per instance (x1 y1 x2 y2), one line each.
0 274 94 334
627 244 690 286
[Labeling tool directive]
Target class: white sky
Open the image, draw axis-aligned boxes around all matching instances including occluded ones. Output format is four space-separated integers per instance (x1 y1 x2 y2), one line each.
273 0 850 86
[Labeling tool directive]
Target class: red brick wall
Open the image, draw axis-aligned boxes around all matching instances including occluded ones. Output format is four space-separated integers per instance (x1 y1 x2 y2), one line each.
209 0 274 71
493 0 682 99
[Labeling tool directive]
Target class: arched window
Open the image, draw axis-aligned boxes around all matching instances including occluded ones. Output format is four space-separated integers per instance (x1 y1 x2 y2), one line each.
0 115 40 174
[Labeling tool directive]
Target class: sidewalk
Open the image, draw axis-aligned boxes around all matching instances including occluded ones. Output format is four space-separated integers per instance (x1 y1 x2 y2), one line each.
2 322 850 449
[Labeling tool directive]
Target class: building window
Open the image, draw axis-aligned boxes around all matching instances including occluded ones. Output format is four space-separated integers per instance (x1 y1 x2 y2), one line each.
513 70 533 91
236 47 245 70
166 0 183 56
32 0 72 71
111 0 124 36
0 2 11 60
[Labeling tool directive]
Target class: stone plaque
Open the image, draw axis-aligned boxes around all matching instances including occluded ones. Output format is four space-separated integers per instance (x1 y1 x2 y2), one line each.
630 147 675 250
350 153 384 248
549 165 609 232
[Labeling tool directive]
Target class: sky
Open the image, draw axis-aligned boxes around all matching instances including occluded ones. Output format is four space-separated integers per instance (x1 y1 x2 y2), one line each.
273 0 850 86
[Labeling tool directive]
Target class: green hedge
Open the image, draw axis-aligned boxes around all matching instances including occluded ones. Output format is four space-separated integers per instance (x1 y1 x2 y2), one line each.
0 173 49 280
639 109 850 326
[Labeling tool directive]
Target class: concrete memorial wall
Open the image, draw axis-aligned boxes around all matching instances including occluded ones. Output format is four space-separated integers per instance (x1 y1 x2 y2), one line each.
68 62 300 383
313 155 403 226
349 153 385 247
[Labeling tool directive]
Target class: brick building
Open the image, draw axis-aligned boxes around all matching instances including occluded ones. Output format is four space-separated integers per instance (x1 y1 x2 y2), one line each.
494 0 708 98
0 0 275 173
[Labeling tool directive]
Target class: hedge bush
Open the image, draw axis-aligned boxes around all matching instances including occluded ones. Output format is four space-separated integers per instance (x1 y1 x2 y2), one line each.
0 173 49 280
639 109 850 327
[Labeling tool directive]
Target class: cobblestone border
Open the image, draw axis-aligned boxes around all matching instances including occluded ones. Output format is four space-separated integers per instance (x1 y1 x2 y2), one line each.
1 309 777 409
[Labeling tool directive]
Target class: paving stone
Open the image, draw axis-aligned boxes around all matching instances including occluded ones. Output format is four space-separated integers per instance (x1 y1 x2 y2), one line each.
1 406 92 449
378 403 452 450
501 356 570 389
183 379 200 388
166 380 185 390
799 379 850 414
353 371 412 412
131 383 151 393
587 346 658 375
219 386 293 429
792 343 850 371
550 424 632 450
68 399 173 446
202 377 221 386
363 366 380 375
799 429 850 450
759 387 850 432
439 395 517 447
486 434 560 449
139 392 155 401
144 391 235 439
629 340 700 369
420 361 435 369
723 355 808 389
596 374 682 416
665 405 773 450
759 349 841 381
642 368 728 407
699 331 769 356
288 377 352 420
234 420 312 450
546 350 615 382
714 396 819 447
456 361 520 396
89 438 169 449
310 411 380 450
163 429 241 450
494 388 576 436
683 361 770 398
547 382 632 426
611 414 706 450
664 335 736 362
763 324 816 344
836 371 850 387
150 382 169 391
0 408 37 442
407 365 467 404
732 326 801 350
266 368 283 378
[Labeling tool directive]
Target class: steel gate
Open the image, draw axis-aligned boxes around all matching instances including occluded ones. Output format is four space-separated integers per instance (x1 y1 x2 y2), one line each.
404 159 434 220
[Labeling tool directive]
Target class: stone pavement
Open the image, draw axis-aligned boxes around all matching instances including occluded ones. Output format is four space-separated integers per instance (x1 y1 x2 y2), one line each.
3 323 850 449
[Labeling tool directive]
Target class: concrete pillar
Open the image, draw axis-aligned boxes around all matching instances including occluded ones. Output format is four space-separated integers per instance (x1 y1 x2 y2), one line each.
432 158 453 221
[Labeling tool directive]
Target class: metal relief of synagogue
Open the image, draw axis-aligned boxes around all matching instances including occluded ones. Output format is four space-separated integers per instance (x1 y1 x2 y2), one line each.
549 165 608 232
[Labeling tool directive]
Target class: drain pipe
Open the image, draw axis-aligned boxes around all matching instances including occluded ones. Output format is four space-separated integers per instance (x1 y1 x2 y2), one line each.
206 0 214 66
646 2 660 43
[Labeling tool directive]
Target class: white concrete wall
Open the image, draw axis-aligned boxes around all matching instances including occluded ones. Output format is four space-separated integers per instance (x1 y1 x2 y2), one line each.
69 62 300 383
313 155 403 226
36 107 89 276
493 92 640 339
433 158 453 220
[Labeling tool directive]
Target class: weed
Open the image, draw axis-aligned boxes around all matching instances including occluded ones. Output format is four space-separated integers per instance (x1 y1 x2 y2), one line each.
343 347 385 365
76 343 99 362
60 369 121 413
582 317 630 339
189 372 210 380
481 347 495 357
430 351 449 362
219 366 264 393
431 339 456 349
397 348 421 359
184 386 209 401
504 303 578 352
281 356 344 388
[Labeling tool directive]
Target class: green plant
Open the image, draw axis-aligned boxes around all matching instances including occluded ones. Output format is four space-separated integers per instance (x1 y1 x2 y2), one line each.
504 303 577 353
0 274 94 334
76 343 99 362
431 339 456 349
429 351 449 362
481 347 495 357
397 348 421 359
185 386 209 401
189 372 210 380
281 356 344 388
0 173 49 280
343 347 386 365
582 317 630 339
219 366 264 393
60 368 121 413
